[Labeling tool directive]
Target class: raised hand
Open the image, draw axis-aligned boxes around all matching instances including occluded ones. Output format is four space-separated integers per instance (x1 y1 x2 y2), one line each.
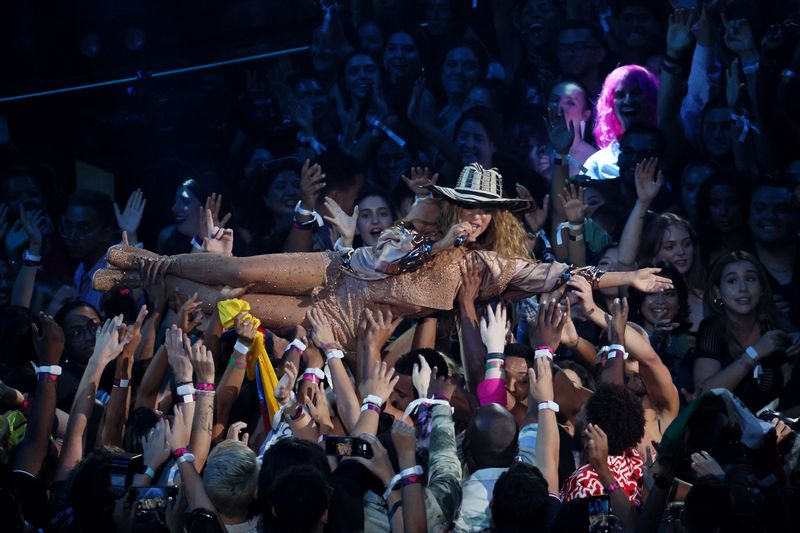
531 299 568 351
19 206 43 255
566 276 598 315
323 196 358 247
406 77 437 126
411 355 432 398
165 411 191 452
428 365 458 401
307 307 337 348
234 312 259 347
226 421 250 445
545 104 575 155
114 189 147 240
203 209 234 256
164 325 193 383
391 418 417 457
527 355 554 405
359 361 400 404
457 254 483 307
630 268 674 293
479 303 508 354
558 184 585 224
606 298 629 346
634 157 663 206
32 313 65 366
516 184 549 234
299 159 326 211
666 8 695 57
177 292 204 334
119 305 148 365
305 383 334 432
141 418 171 472
188 339 215 384
584 423 610 471
204 193 232 233
401 166 439 196
275 361 298 405
725 59 743 111
363 307 402 356
92 315 132 365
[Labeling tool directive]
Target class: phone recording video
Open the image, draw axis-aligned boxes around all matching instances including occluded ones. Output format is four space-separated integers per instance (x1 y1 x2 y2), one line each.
133 486 178 514
588 494 611 533
324 436 374 458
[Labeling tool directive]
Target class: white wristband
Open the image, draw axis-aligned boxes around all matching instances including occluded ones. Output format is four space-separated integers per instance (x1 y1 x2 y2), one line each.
534 349 554 360
190 237 204 251
745 346 759 362
399 465 424 478
568 223 585 231
383 473 402 501
113 379 130 388
363 394 383 406
286 338 307 353
294 200 324 227
538 401 559 413
30 363 62 376
176 384 195 396
23 250 42 262
326 349 344 360
303 368 325 380
234 340 251 355
177 394 195 404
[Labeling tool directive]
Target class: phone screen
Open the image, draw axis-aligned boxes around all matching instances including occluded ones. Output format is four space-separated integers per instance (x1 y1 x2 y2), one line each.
134 486 176 513
324 436 373 458
588 494 611 532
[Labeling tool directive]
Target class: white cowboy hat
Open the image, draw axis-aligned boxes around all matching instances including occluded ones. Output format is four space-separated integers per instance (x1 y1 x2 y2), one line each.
428 163 532 213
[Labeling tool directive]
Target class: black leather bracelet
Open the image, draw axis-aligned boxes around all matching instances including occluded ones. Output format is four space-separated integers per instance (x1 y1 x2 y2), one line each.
387 500 403 522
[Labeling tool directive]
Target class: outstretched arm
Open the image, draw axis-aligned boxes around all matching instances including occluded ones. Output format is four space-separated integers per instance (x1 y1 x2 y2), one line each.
617 158 662 269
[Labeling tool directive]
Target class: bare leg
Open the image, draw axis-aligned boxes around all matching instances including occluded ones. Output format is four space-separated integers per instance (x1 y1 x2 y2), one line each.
166 276 311 330
166 252 328 296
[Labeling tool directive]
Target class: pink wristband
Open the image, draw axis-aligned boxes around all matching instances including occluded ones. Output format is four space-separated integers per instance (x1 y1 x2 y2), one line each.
195 383 216 391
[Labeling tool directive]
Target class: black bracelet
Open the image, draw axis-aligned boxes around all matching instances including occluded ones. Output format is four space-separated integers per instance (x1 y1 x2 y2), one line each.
387 500 403 522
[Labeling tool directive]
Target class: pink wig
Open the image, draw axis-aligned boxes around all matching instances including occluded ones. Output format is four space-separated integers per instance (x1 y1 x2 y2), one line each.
593 65 659 149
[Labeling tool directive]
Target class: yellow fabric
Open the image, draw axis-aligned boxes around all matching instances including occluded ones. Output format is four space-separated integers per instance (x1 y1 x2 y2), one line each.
217 299 280 421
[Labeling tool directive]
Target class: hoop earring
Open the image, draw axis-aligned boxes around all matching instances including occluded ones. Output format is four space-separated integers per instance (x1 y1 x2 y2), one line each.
713 297 724 310
579 120 586 139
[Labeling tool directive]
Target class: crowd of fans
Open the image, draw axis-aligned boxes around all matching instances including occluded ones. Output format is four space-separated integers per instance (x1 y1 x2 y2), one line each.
2 0 800 531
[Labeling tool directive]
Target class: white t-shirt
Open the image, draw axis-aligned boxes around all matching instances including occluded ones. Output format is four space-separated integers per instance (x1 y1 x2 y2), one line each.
582 142 620 181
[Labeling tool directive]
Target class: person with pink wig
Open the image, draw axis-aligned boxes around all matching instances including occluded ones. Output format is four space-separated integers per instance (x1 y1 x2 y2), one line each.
582 65 659 181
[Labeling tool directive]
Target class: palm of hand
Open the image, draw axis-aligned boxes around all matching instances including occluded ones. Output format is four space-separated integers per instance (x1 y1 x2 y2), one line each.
668 26 692 52
549 124 574 154
563 198 585 223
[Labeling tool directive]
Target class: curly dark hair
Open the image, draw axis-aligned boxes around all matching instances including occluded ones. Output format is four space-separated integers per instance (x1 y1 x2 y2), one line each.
628 261 692 333
491 461 549 533
584 383 645 456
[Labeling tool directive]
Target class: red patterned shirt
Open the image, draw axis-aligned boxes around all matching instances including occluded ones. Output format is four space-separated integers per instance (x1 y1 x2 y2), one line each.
560 449 644 506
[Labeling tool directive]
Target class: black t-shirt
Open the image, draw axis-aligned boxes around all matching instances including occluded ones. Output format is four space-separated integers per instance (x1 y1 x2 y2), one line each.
694 316 785 411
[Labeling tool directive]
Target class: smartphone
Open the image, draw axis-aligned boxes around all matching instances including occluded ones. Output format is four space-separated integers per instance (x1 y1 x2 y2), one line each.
133 486 178 514
108 453 143 498
588 494 611 533
324 436 373 458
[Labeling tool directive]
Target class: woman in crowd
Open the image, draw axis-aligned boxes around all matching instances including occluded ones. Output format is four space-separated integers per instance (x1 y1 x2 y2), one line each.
693 251 800 412
629 262 694 392
695 174 751 270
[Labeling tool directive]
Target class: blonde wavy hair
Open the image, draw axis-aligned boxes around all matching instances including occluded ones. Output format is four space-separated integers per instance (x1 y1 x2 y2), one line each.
439 202 532 260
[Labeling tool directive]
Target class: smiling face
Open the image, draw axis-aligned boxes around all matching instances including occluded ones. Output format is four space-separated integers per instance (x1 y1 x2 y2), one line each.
460 207 493 242
455 119 495 167
655 224 694 275
265 169 301 218
441 46 480 99
749 186 797 245
613 77 648 131
344 54 379 101
715 260 762 316
384 32 420 80
357 195 393 246
708 184 743 234
640 288 680 329
171 186 202 237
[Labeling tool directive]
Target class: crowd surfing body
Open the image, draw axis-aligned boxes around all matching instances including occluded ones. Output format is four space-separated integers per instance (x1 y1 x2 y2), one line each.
2 1 800 532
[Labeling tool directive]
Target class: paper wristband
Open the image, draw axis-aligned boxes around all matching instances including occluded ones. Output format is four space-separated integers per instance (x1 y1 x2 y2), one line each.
113 378 130 388
233 340 251 355
534 349 554 360
30 362 62 375
326 349 344 360
304 368 325 380
361 403 380 413
195 383 215 391
606 350 628 361
176 384 195 396
745 346 759 362
399 465 424 478
538 401 559 412
144 466 156 479
363 394 383 407
286 338 307 353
